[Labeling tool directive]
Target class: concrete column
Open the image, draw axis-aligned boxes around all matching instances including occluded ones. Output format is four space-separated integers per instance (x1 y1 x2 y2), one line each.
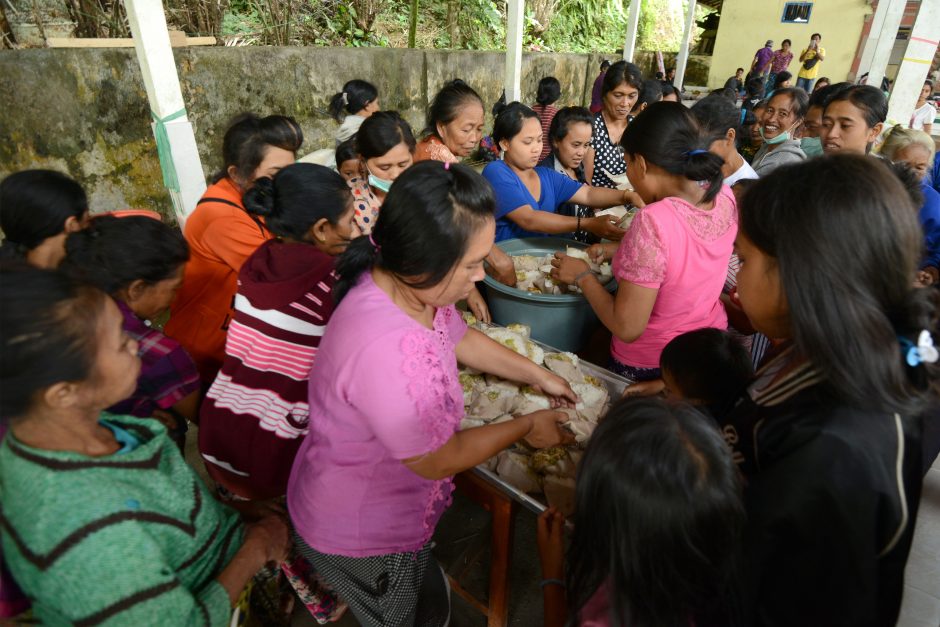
887 0 940 126
855 0 891 78
623 0 642 63
866 0 907 89
504 0 525 103
674 0 698 89
124 0 206 225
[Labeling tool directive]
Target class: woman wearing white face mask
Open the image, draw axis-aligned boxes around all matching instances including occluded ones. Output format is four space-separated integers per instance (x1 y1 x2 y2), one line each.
751 88 808 176
348 111 416 235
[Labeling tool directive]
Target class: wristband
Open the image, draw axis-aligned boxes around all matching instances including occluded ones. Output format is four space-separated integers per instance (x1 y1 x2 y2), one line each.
540 578 566 590
573 269 593 286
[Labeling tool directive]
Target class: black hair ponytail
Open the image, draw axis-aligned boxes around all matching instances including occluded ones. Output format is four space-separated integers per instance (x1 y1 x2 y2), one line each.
334 160 494 302
328 79 379 122
0 170 88 260
621 101 725 203
243 177 277 218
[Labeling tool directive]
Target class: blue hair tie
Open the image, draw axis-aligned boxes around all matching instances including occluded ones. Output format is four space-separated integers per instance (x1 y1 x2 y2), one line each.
685 149 709 158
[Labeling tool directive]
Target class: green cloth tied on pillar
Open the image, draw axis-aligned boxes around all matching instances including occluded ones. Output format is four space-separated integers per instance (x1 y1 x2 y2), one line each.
151 108 187 192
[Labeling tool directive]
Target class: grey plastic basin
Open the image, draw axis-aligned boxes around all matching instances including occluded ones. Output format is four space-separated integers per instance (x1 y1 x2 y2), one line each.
482 237 616 353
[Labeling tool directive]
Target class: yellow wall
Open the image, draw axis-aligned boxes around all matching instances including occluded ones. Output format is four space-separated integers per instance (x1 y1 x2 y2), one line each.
707 0 871 88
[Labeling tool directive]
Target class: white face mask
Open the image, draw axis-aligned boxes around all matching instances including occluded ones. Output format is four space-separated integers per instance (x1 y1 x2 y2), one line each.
760 120 801 145
367 166 394 193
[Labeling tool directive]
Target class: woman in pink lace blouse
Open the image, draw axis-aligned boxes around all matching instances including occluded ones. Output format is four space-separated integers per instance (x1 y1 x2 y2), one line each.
287 161 577 626
553 102 737 382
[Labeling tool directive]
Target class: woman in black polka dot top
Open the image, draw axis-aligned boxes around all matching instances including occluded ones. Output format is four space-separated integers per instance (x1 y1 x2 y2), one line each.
584 61 643 189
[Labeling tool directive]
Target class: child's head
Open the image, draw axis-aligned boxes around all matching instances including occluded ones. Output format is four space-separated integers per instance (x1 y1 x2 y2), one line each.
0 170 89 268
773 71 793 91
568 397 744 626
356 111 417 190
547 106 594 171
61 215 189 321
535 76 561 107
660 329 753 412
660 83 681 102
493 102 542 169
745 74 765 99
690 93 742 162
620 101 725 204
737 154 934 412
335 138 361 181
244 163 359 256
632 79 663 115
0 266 140 423
821 84 887 154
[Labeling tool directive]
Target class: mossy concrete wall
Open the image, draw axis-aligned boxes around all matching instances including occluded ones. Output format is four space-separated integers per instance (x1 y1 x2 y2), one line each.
1 47 618 222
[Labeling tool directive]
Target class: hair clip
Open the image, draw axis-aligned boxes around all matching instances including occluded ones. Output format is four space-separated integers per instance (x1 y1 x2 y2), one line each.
899 330 938 367
341 92 349 105
444 162 450 170
368 234 381 251
685 149 709 157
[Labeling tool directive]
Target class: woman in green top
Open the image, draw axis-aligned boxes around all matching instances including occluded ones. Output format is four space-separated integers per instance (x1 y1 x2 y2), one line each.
0 266 289 625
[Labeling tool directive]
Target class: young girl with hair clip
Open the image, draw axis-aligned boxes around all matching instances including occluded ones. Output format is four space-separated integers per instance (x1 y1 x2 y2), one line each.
287 161 578 627
482 102 640 243
0 170 88 269
553 101 737 383
61 216 198 448
537 397 745 627
722 154 937 625
0 267 291 625
166 113 304 384
328 79 380 144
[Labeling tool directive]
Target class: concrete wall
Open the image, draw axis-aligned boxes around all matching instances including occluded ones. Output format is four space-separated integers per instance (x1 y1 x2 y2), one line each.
0 47 611 222
707 0 870 89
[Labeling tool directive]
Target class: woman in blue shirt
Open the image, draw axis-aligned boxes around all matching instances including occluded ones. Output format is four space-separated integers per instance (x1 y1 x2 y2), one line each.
483 103 641 243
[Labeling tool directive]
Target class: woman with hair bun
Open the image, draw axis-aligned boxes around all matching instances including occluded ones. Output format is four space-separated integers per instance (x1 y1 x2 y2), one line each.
166 113 304 385
199 163 359 502
553 101 736 382
288 161 577 626
329 79 380 144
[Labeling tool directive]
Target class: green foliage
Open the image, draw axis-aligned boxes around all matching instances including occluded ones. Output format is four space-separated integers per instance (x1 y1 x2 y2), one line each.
540 0 628 53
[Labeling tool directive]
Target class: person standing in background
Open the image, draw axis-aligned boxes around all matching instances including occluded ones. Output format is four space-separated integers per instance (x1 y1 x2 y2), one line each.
750 40 775 82
796 33 825 92
590 60 610 114
910 80 936 135
766 39 794 95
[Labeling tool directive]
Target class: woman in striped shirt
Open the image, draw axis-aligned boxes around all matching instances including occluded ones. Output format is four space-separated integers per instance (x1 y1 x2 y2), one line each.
198 163 360 502
532 76 561 162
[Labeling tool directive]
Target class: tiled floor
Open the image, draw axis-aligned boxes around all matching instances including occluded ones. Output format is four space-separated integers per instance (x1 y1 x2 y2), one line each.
898 454 940 627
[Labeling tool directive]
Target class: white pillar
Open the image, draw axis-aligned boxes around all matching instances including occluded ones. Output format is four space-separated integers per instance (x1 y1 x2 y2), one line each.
504 0 524 103
674 0 697 90
866 0 907 89
887 0 940 126
623 0 642 63
856 0 891 79
124 0 206 226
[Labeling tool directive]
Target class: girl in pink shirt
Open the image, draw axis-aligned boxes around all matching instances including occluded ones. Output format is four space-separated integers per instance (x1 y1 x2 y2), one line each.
552 101 737 381
287 161 577 626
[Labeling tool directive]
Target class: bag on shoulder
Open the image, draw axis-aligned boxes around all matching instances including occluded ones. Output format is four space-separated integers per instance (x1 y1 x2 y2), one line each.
803 56 819 70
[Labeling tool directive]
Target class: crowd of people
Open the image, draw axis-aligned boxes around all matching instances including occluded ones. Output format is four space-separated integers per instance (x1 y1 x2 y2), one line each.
0 52 939 627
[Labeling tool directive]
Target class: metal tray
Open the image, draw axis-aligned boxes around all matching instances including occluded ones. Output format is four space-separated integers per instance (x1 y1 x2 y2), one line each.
465 324 633 515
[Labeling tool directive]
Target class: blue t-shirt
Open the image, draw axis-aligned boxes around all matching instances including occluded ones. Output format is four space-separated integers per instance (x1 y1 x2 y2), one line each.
482 160 583 242
920 180 940 270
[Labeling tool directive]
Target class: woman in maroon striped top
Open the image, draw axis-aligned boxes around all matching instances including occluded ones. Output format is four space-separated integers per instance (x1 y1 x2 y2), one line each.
198 163 360 501
533 76 561 162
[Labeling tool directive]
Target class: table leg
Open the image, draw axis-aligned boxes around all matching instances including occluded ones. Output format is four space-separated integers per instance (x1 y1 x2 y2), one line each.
487 496 516 627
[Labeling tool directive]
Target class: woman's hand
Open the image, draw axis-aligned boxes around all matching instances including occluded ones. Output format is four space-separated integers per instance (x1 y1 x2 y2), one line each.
245 514 291 565
622 190 646 208
537 507 566 580
466 287 492 323
583 215 626 240
530 370 578 408
585 242 616 264
550 253 591 286
621 378 665 398
522 410 575 449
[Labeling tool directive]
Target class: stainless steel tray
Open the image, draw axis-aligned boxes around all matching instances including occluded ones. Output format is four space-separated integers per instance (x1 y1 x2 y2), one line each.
464 324 633 515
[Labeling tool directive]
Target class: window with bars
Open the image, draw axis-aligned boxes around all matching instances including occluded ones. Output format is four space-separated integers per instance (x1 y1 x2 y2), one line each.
781 2 813 24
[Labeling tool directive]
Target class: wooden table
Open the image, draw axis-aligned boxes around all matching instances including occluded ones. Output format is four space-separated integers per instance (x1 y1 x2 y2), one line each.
449 470 519 627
